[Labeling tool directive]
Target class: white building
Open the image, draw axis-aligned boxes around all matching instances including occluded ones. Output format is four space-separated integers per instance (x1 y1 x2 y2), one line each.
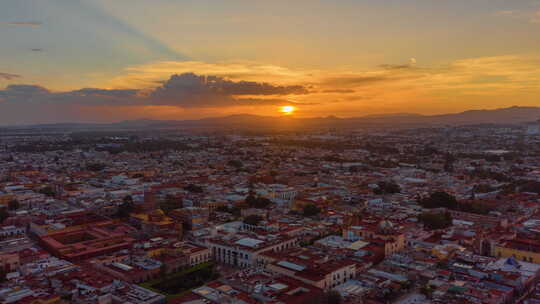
207 233 298 268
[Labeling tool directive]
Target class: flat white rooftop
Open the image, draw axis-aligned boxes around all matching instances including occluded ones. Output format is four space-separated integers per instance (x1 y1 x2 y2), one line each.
235 237 264 248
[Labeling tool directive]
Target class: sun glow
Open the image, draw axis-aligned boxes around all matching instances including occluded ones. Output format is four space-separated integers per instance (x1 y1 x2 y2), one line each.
280 105 296 115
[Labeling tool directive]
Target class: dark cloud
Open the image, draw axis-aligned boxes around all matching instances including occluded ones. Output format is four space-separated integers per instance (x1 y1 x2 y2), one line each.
150 73 308 107
0 73 21 80
0 73 308 109
0 84 140 106
0 21 42 27
0 85 49 102
71 88 139 98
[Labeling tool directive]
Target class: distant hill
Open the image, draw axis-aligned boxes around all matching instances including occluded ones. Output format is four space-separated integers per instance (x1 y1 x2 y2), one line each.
360 113 425 119
10 106 540 131
435 106 540 124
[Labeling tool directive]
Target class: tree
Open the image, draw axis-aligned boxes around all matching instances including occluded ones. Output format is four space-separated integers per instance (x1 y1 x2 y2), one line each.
246 195 272 209
117 196 134 218
0 208 8 224
7 200 19 211
419 191 458 209
86 162 106 172
254 197 272 209
303 291 342 304
374 181 401 194
229 206 241 217
185 184 203 193
303 203 321 217
520 181 540 195
288 210 300 216
245 194 257 207
324 290 342 304
227 160 243 169
61 294 73 301
160 195 182 214
420 145 439 156
420 191 493 215
243 215 263 226
160 264 168 277
473 184 495 193
469 169 510 182
444 152 455 172
216 205 241 217
39 186 56 197
436 261 447 269
420 285 434 298
123 195 133 204
418 211 453 230
215 205 230 213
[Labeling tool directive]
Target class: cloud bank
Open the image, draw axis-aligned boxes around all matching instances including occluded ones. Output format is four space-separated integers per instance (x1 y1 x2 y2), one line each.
0 73 309 124
0 73 21 80
150 73 308 107
0 21 42 27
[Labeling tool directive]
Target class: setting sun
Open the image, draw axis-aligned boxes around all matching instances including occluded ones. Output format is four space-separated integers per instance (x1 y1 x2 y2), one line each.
280 105 296 115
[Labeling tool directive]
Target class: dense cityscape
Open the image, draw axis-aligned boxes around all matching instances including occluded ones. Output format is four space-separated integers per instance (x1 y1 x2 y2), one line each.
0 121 539 304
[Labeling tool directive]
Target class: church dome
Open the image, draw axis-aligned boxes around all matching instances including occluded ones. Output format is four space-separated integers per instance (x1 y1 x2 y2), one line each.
148 209 165 222
152 209 165 215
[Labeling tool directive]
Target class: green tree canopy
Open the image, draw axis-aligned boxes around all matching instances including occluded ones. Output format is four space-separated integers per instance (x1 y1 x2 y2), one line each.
185 184 203 193
302 290 342 304
246 195 272 209
0 208 9 224
419 191 458 209
86 163 106 172
39 186 56 197
303 203 321 217
117 196 135 218
418 211 452 230
374 181 401 194
160 195 182 214
8 200 19 211
243 214 263 226
227 159 243 169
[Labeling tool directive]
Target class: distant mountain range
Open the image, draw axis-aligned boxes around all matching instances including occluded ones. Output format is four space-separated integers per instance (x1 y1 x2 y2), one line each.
7 106 540 131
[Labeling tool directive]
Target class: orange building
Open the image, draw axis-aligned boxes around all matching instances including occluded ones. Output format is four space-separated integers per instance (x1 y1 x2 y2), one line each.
39 221 135 262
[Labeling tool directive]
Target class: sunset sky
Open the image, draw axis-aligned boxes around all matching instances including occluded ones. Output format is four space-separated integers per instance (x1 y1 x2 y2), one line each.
1 0 540 124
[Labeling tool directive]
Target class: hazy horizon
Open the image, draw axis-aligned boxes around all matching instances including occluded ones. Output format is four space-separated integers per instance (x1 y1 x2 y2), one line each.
1 0 540 124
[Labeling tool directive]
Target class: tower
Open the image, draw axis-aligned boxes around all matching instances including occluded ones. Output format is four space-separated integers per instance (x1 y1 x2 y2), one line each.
140 190 157 212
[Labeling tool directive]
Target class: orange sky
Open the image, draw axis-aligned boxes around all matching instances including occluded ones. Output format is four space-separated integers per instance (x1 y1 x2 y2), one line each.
1 0 540 124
